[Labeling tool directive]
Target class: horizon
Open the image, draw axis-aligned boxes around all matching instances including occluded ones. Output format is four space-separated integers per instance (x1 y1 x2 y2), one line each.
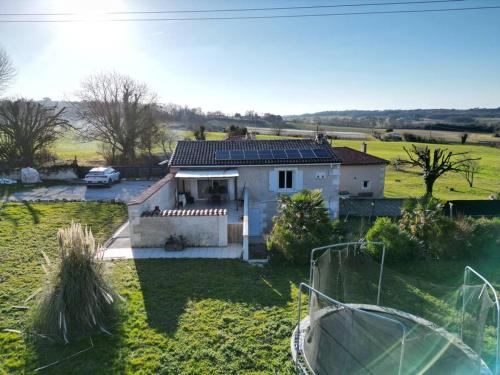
1 0 500 114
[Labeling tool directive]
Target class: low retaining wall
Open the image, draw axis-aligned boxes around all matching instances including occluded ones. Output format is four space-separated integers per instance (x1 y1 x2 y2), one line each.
130 208 228 248
0 166 78 181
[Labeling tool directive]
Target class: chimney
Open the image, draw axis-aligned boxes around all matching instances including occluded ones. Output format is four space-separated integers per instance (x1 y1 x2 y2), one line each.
361 142 367 153
315 132 325 144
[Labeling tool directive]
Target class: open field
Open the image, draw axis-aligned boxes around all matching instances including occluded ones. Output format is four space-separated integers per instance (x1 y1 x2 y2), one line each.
284 122 499 143
1 203 499 373
332 140 500 200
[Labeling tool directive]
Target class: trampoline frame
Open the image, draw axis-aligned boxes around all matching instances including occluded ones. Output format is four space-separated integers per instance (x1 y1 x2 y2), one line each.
295 282 407 375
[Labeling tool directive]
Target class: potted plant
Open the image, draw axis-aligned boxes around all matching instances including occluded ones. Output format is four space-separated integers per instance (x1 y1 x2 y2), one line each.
164 235 186 251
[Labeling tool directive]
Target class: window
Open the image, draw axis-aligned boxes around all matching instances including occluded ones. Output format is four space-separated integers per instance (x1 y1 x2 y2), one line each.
362 180 371 189
278 170 293 190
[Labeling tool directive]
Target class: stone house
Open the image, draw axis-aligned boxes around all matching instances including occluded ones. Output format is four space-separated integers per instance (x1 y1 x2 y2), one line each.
127 137 387 260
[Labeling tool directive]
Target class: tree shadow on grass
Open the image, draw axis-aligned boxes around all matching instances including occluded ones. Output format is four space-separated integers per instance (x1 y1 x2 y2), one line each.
22 201 41 224
133 259 308 335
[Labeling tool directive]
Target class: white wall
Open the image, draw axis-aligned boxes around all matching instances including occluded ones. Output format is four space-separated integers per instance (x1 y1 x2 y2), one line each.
237 164 341 235
338 164 386 198
127 174 176 219
131 214 228 248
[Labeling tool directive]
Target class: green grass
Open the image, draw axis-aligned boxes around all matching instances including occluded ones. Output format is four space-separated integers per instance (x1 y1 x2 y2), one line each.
0 202 307 374
333 139 500 200
1 203 499 373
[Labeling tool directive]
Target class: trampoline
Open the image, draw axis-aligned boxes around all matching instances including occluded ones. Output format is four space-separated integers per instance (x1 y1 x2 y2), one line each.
291 242 500 375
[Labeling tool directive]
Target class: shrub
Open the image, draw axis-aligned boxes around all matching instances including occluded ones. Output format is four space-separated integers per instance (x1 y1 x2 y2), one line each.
399 198 500 259
267 190 335 265
399 197 447 257
469 217 500 257
31 222 120 343
365 217 419 262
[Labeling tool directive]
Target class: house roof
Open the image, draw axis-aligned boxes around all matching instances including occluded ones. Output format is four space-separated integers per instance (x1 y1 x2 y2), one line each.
331 147 388 166
169 139 340 167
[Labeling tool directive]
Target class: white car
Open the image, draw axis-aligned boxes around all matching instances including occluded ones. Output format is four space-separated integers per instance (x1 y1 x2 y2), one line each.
84 167 120 187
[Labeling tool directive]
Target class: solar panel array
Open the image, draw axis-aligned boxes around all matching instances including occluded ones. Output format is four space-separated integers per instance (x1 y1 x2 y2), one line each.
215 149 332 161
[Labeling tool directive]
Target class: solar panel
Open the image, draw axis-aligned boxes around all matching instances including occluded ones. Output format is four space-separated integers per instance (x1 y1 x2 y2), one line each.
244 150 259 159
313 149 331 158
299 149 316 158
258 150 273 159
285 149 301 159
272 150 287 159
230 150 245 160
215 150 231 160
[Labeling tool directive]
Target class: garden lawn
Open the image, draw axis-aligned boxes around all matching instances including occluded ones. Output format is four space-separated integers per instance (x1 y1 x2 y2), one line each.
0 202 308 374
334 139 500 200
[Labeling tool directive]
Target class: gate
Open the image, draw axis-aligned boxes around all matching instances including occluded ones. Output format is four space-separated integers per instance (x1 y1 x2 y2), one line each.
227 223 243 244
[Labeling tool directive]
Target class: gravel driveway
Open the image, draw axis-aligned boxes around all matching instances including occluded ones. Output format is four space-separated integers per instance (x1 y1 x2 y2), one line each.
3 181 154 203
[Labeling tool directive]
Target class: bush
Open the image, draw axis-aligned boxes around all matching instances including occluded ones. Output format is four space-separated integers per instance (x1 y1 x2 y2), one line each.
267 190 335 265
365 217 419 262
469 217 500 257
31 222 120 343
398 198 500 259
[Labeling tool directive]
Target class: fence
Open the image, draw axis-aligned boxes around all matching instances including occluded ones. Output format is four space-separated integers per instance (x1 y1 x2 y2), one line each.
111 165 169 179
444 200 500 217
339 198 405 218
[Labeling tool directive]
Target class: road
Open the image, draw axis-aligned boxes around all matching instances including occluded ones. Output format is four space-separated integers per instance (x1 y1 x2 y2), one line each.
247 127 369 139
3 180 154 202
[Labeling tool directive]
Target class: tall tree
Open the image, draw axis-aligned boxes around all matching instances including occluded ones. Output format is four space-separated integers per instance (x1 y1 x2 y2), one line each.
76 72 157 163
0 99 69 166
0 48 15 95
401 145 480 196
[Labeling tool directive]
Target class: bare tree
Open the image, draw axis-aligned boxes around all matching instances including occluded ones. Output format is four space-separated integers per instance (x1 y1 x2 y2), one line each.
0 48 16 94
0 99 70 166
157 126 178 157
75 72 157 163
460 159 481 188
400 145 480 196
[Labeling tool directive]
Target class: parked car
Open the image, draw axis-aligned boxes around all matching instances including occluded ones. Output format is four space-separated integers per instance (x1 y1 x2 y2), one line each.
84 167 120 187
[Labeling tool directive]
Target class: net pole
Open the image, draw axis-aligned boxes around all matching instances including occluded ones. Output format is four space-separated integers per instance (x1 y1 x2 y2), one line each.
463 266 500 375
377 243 386 306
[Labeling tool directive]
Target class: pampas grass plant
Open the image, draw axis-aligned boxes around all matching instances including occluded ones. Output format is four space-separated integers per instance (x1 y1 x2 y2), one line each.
32 222 120 343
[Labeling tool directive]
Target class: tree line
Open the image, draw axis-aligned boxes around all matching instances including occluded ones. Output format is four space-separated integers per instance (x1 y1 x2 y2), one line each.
0 47 283 168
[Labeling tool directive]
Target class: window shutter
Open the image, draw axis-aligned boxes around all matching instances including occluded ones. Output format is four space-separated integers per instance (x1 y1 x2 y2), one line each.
269 170 277 192
295 170 303 191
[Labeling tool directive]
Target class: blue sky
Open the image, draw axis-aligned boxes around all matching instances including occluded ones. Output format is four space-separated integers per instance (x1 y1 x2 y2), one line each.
1 0 499 114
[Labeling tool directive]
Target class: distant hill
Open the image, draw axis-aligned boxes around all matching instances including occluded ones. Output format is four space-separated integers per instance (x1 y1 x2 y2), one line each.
285 108 500 132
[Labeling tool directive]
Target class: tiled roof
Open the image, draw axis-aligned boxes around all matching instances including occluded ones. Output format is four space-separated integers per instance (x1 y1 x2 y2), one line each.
142 208 227 217
332 147 388 166
169 139 340 166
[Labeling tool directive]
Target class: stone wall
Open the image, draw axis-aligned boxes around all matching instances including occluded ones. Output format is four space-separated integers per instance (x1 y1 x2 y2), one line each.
130 212 228 248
